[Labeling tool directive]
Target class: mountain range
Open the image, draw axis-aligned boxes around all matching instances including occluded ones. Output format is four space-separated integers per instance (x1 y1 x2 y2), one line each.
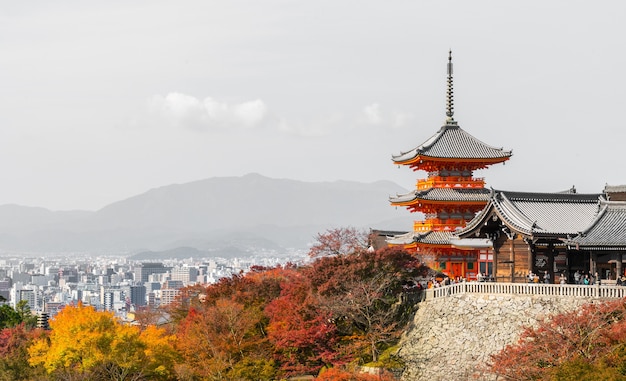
0 173 415 257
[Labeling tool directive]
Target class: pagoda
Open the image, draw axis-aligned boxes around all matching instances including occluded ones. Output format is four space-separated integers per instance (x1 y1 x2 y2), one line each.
388 51 512 280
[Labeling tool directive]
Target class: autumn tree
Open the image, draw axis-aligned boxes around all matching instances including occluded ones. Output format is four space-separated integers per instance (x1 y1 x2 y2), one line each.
167 241 426 378
0 324 46 381
175 298 274 380
306 246 428 363
309 227 370 258
265 269 340 376
168 265 288 324
28 303 178 380
316 366 397 381
171 265 299 379
489 298 626 380
133 305 169 330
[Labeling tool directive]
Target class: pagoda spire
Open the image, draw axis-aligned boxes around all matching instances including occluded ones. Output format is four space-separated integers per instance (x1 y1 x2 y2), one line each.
446 50 456 125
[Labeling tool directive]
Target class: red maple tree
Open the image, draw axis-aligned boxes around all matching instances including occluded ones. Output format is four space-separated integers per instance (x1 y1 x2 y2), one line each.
489 298 626 380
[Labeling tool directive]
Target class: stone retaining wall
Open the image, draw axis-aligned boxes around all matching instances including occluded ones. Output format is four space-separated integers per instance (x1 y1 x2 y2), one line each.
397 293 601 380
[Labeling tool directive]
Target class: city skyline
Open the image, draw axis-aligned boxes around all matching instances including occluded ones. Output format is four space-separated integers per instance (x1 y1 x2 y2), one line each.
1 1 625 211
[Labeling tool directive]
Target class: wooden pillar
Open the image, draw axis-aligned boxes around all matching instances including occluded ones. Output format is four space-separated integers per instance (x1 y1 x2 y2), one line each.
510 236 515 282
492 247 498 281
590 252 597 276
528 243 533 274
617 253 623 280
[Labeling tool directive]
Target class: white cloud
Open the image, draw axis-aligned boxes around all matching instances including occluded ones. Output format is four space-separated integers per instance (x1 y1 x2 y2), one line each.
390 111 414 128
148 92 269 131
363 103 382 124
231 99 268 127
276 113 346 137
142 93 415 137
362 103 414 129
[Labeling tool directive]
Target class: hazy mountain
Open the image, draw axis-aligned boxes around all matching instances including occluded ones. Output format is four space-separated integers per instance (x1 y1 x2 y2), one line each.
0 173 415 255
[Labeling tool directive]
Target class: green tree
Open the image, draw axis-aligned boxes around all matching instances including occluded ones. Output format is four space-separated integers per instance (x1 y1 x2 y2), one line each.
0 301 37 330
14 300 37 329
0 305 20 330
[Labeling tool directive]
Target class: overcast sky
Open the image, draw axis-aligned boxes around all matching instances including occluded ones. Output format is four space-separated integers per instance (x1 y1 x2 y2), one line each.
1 1 625 211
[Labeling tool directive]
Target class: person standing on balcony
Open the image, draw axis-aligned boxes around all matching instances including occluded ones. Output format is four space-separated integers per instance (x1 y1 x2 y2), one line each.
543 271 551 284
574 270 581 284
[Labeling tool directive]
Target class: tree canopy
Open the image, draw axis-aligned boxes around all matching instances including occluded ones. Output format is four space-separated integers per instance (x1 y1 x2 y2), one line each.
28 303 178 380
0 227 431 379
489 298 626 380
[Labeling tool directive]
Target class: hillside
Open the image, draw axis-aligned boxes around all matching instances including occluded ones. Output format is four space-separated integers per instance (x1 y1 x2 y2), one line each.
0 173 415 254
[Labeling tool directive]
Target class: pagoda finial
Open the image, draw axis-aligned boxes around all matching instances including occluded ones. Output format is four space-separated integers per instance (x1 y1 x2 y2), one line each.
446 50 456 125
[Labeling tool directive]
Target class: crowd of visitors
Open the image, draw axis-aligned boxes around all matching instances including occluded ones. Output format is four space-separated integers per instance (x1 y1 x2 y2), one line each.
425 270 626 288
527 270 604 285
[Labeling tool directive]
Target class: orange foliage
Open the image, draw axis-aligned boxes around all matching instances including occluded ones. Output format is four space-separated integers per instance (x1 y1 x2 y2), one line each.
316 367 397 381
489 298 626 380
28 303 177 380
175 298 270 380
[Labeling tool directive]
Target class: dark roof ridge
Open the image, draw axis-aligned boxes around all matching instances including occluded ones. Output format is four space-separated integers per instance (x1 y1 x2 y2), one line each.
493 189 604 202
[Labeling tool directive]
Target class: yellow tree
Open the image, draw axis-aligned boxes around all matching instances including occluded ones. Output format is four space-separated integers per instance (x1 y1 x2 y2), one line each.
28 303 178 380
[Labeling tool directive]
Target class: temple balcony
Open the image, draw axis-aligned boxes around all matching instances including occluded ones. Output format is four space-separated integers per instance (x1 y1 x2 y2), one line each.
414 218 467 232
417 176 485 190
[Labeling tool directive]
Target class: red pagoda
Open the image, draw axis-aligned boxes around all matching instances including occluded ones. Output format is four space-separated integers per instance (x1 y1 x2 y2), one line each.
388 51 512 280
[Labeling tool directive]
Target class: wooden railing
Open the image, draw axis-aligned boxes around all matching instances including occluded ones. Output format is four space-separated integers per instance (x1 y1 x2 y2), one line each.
417 176 485 190
413 218 466 232
424 282 626 301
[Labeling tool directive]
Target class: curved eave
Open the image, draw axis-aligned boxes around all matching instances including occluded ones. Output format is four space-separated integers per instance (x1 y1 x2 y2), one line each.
455 208 490 237
393 155 511 167
455 200 534 238
391 123 513 165
574 202 611 238
492 192 536 235
450 238 493 249
390 198 488 207
416 242 455 249
569 244 626 251
389 188 491 206
388 241 418 250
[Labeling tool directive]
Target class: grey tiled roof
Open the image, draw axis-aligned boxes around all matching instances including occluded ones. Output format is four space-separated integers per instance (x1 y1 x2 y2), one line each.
392 124 512 162
386 231 454 246
569 202 626 249
605 184 626 193
416 231 456 245
458 190 604 237
390 187 491 204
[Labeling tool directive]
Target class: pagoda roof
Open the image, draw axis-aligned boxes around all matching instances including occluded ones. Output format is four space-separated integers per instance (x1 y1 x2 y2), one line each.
392 123 513 164
390 187 491 204
386 230 454 246
457 190 604 238
567 201 626 250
